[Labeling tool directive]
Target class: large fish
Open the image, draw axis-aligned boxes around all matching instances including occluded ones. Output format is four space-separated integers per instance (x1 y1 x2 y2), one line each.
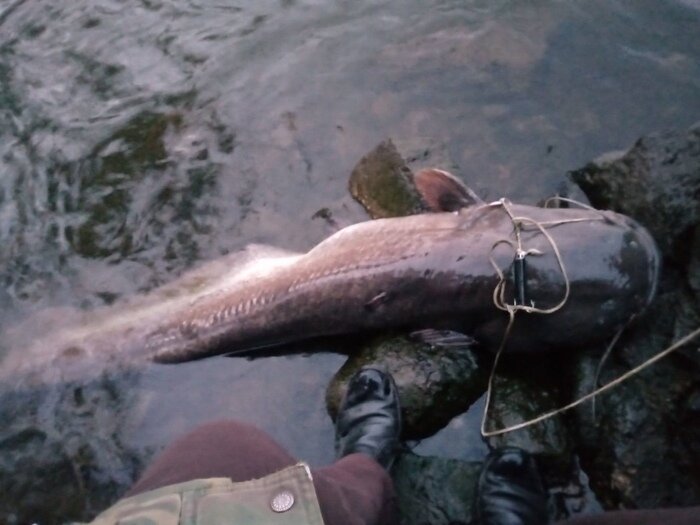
143 169 660 363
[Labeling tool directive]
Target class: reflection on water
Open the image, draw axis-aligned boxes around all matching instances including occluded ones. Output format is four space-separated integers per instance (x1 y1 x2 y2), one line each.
0 0 699 521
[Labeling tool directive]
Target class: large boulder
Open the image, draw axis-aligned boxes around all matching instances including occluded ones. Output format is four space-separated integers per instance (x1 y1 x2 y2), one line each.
392 453 481 525
568 123 700 508
571 123 700 261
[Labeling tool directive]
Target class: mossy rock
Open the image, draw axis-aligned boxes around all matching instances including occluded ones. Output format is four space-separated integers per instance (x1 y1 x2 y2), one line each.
326 334 488 440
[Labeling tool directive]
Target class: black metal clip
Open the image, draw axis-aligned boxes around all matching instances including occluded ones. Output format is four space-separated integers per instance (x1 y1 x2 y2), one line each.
512 250 528 306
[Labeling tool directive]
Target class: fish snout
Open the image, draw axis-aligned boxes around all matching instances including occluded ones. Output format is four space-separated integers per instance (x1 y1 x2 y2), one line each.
622 215 661 311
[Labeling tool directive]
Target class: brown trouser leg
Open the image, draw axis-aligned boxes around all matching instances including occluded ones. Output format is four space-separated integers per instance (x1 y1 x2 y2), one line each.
125 420 398 525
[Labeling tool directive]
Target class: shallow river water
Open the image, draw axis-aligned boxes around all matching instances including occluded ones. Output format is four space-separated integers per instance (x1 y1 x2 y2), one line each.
1 0 700 521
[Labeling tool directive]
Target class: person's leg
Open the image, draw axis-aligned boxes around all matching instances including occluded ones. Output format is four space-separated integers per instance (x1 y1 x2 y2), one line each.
125 420 296 496
125 419 397 525
322 367 403 525
473 447 699 525
314 452 399 525
474 447 548 525
558 506 700 525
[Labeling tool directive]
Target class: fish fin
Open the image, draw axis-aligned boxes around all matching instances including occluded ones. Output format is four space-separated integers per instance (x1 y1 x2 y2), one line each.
364 291 389 311
414 168 484 212
409 328 478 349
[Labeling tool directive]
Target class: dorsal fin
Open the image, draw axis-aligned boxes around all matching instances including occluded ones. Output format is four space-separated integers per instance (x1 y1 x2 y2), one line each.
414 168 484 212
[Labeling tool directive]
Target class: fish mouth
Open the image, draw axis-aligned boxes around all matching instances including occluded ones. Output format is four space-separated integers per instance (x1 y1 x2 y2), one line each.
602 209 660 310
628 217 661 309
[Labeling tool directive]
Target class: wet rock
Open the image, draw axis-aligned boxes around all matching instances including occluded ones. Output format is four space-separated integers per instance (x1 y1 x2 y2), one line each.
678 386 700 471
545 459 604 522
392 451 599 525
484 355 573 474
570 122 700 260
348 137 467 220
689 226 700 292
486 380 598 521
392 137 459 176
568 123 700 509
392 452 481 525
569 309 699 508
326 334 488 440
481 353 581 518
348 139 429 219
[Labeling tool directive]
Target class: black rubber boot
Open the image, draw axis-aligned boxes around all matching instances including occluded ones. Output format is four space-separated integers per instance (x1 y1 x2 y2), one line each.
475 447 549 525
335 367 401 469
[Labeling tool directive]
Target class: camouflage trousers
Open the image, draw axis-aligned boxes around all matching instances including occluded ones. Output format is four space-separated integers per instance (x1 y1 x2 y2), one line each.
86 463 324 525
85 420 397 525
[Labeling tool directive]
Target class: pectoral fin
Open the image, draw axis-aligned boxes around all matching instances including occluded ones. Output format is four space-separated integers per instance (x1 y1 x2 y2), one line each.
364 292 390 312
409 328 478 349
414 168 484 212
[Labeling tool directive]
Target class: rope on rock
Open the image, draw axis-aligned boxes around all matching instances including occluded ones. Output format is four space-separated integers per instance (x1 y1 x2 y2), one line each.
480 198 700 438
482 323 700 437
